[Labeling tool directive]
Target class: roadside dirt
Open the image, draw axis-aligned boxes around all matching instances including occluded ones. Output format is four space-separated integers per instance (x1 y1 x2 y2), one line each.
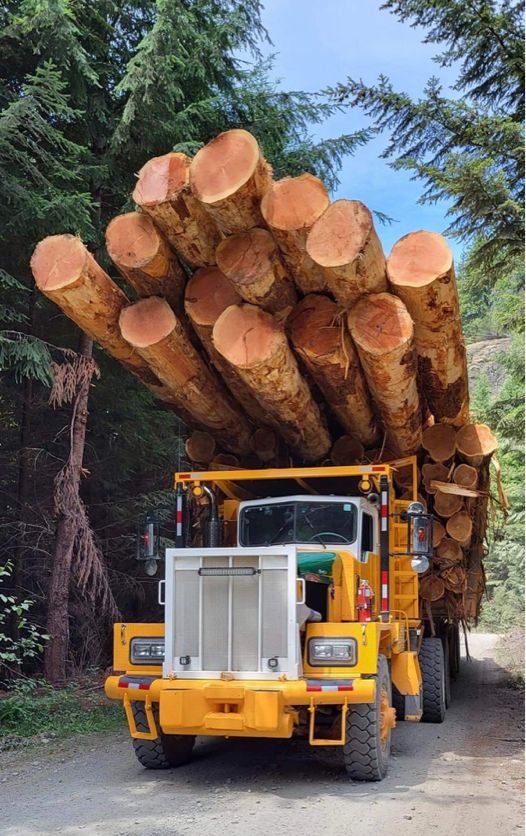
0 633 523 836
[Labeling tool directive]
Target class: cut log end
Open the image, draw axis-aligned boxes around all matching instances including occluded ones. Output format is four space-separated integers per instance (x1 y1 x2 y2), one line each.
387 230 453 288
432 518 446 548
348 292 413 355
306 200 374 269
446 510 473 543
422 423 457 462
456 423 498 461
250 427 280 462
133 152 190 207
119 296 176 348
436 537 463 564
422 463 450 494
185 431 216 464
453 463 478 490
289 294 344 357
216 228 276 286
190 129 261 204
106 212 163 268
260 174 329 231
213 304 283 369
330 436 365 466
434 490 464 519
185 267 241 327
31 234 87 291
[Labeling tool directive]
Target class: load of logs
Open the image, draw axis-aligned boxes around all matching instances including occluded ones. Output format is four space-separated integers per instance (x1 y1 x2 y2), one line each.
29 127 503 625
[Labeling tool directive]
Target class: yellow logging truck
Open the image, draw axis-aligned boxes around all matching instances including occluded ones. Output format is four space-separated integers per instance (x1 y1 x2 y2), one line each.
105 458 455 781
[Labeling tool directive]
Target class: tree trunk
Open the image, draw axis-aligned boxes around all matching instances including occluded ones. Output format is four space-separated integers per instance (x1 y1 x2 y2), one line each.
184 267 266 422
347 293 422 456
456 423 498 466
216 227 297 317
260 174 329 293
213 304 331 462
306 200 387 305
105 212 186 313
422 423 457 462
289 294 379 446
30 234 177 404
387 230 469 425
45 332 92 685
119 296 252 454
133 152 221 268
190 130 273 234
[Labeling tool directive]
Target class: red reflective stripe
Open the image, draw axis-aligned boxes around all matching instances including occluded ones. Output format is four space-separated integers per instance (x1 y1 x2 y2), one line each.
372 466 385 472
176 510 183 523
138 683 150 690
337 685 354 691
178 473 191 479
381 504 388 518
118 681 128 688
306 685 322 692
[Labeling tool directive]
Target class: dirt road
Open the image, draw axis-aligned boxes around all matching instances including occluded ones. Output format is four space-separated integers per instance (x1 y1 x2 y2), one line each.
1 633 523 836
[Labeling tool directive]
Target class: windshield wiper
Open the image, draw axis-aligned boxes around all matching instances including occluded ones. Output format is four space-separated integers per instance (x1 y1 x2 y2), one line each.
302 513 328 549
267 518 293 546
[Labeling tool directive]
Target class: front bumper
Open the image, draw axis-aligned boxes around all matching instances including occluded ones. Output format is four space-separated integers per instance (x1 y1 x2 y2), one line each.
105 674 376 740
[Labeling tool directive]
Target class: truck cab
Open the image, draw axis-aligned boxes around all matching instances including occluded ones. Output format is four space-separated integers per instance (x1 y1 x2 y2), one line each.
105 459 447 781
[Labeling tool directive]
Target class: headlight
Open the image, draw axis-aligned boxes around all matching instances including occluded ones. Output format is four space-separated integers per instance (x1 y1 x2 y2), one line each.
130 638 165 665
308 638 357 666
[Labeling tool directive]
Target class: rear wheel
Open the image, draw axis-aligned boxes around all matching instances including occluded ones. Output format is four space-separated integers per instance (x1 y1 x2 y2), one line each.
132 702 195 769
343 655 396 781
420 638 446 723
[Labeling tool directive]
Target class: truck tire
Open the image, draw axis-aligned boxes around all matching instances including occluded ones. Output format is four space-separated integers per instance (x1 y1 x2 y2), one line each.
131 702 195 769
420 638 446 723
343 655 395 781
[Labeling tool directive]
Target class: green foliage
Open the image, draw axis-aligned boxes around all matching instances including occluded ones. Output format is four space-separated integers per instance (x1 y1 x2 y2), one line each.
0 562 48 663
328 0 524 278
0 679 123 742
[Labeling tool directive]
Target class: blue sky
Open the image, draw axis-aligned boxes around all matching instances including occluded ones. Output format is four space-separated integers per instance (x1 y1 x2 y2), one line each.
259 0 463 262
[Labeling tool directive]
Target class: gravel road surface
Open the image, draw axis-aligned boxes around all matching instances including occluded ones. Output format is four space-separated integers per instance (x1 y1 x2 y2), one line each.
1 633 523 836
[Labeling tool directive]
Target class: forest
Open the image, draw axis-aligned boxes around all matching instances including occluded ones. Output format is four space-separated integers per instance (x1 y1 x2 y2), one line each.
0 0 523 688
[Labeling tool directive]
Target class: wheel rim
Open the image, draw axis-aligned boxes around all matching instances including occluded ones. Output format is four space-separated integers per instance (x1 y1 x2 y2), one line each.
379 686 396 746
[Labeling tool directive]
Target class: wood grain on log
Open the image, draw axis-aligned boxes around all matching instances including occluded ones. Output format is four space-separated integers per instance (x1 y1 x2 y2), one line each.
289 294 379 445
106 212 185 312
213 303 331 462
434 490 464 518
446 510 473 545
306 200 387 305
422 423 457 462
119 296 252 453
387 230 469 425
456 423 498 466
190 130 272 234
260 174 329 294
133 152 221 268
348 293 422 456
453 463 478 490
216 227 297 316
185 431 216 464
422 462 450 494
330 435 365 466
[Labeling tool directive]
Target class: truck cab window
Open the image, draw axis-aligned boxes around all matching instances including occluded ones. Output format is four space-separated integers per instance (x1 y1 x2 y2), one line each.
361 512 374 559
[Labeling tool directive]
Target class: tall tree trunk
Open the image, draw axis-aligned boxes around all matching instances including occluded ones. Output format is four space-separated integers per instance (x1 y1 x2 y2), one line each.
44 331 93 685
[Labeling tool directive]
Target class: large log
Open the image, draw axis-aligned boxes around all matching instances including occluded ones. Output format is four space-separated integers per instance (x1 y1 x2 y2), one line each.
435 538 463 564
119 297 252 454
456 423 498 466
184 267 265 422
446 510 473 546
189 130 272 234
105 212 185 312
422 462 450 494
133 152 221 267
330 436 365 466
306 200 387 305
213 303 331 462
250 427 281 464
185 431 216 464
260 174 329 294
30 234 176 401
453 463 478 490
216 227 297 317
289 294 379 446
422 423 457 462
434 490 464 518
387 230 469 425
347 293 422 456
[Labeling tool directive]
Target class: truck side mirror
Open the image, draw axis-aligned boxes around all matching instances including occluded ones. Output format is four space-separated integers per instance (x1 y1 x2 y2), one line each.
406 501 432 574
137 511 160 576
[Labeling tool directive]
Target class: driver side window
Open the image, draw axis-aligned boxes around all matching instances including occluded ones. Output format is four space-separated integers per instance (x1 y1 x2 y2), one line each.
361 512 374 561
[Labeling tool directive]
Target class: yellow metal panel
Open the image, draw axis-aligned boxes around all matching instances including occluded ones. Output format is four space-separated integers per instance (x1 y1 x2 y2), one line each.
112 622 164 674
244 690 281 731
160 689 208 730
391 651 422 696
205 712 245 731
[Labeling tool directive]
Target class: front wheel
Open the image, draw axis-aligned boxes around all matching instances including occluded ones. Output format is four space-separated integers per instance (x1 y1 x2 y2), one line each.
343 655 396 781
132 702 195 769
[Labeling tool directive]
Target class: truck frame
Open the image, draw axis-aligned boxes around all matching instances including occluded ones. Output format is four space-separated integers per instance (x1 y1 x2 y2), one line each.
105 458 452 781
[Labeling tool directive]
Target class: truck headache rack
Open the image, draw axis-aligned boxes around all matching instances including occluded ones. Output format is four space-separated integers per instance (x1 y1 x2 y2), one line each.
164 547 300 680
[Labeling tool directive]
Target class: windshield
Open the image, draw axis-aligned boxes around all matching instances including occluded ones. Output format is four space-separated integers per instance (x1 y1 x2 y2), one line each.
239 501 357 547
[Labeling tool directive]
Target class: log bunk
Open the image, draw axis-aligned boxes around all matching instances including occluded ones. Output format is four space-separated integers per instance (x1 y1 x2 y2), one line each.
30 128 504 627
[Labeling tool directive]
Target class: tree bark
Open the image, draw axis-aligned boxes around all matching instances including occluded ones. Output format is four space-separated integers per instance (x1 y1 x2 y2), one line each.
105 212 185 313
306 200 387 305
260 174 329 294
387 230 469 425
133 152 221 268
190 130 273 234
216 227 297 317
44 331 92 685
184 267 265 422
289 294 379 446
347 293 422 456
213 304 331 462
119 296 252 454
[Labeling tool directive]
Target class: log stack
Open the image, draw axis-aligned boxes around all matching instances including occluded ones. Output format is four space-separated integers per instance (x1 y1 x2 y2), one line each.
29 127 502 626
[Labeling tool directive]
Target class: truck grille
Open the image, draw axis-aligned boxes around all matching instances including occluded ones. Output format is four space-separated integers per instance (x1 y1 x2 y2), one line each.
166 548 298 679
